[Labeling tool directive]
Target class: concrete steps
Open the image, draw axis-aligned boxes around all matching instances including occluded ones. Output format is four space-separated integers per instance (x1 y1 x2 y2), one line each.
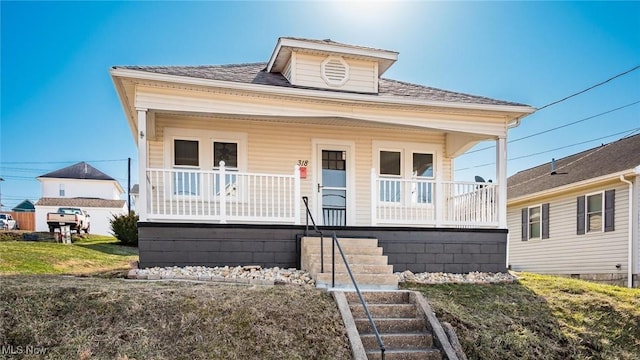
301 236 398 290
345 291 442 360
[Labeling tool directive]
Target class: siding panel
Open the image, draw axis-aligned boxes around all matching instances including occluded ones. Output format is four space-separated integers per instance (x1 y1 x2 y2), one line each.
154 115 448 226
508 183 630 274
293 53 377 93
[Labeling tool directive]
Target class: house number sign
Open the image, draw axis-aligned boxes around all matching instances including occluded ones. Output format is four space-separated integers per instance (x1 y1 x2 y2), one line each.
297 160 309 179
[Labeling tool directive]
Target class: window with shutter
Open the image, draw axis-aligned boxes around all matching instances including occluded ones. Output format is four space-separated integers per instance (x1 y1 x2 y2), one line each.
577 191 614 234
577 196 586 235
521 208 528 241
542 203 550 239
604 189 615 232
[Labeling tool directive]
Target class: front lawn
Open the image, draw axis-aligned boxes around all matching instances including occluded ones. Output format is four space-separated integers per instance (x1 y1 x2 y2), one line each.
405 272 640 360
0 233 138 275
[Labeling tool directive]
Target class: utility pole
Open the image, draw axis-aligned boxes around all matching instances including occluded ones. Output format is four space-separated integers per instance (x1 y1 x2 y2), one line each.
0 177 4 212
127 158 131 213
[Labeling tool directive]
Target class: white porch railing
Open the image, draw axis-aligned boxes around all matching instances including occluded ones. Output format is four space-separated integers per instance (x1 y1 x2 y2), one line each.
143 165 498 228
371 171 498 227
145 164 300 223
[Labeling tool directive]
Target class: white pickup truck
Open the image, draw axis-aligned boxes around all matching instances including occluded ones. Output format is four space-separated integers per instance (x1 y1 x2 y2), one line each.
46 207 90 233
0 213 19 230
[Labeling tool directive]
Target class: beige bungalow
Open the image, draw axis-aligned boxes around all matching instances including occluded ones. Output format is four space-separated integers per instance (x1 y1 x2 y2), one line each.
507 134 640 287
111 37 534 272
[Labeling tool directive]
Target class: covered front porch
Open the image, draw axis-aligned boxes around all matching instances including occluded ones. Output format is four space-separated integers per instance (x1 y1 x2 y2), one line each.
140 162 500 228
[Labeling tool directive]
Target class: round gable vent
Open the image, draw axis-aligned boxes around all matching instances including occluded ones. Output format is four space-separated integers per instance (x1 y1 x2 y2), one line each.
321 56 349 86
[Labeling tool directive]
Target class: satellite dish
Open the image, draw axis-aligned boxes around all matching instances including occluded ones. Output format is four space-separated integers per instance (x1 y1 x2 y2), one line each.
475 175 486 183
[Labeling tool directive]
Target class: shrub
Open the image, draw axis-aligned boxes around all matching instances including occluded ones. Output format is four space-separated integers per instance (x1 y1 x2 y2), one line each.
110 212 139 246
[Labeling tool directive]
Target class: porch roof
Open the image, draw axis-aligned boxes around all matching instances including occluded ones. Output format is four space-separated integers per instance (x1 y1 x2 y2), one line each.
114 62 528 107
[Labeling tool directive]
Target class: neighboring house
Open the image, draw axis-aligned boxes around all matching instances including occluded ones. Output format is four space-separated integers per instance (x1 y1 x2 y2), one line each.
9 199 36 231
111 37 535 271
12 199 35 212
35 162 127 235
507 134 640 287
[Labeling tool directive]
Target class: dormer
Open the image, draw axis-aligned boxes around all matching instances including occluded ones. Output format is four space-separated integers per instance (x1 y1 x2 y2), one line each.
267 37 398 94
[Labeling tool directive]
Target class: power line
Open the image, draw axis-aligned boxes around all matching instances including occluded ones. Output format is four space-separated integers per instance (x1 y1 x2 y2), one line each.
0 158 131 165
462 99 640 155
455 127 640 172
536 65 640 111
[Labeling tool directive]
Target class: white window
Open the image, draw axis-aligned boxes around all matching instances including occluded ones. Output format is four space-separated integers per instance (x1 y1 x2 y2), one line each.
173 139 200 196
577 190 613 235
586 192 603 233
213 141 239 196
165 128 247 198
59 184 65 197
528 205 541 239
379 150 401 202
412 152 434 204
374 142 438 205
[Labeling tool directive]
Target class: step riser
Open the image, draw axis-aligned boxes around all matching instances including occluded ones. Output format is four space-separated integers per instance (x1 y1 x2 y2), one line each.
304 254 389 265
317 273 398 286
356 318 426 334
301 237 379 247
303 246 384 256
345 291 411 304
350 304 416 318
361 333 433 349
308 264 394 276
366 349 442 360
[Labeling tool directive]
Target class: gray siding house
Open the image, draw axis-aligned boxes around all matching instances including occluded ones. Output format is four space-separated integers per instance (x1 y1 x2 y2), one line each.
507 134 640 287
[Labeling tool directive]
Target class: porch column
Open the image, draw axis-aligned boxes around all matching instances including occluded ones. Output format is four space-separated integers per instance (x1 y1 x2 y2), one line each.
496 136 507 228
137 108 148 221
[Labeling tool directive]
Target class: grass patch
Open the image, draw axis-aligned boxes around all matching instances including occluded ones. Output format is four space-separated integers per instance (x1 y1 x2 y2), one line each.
0 234 137 275
405 272 640 360
0 276 351 360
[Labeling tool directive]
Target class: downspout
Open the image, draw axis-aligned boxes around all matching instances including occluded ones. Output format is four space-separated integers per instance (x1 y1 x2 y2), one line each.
504 116 525 268
620 174 634 288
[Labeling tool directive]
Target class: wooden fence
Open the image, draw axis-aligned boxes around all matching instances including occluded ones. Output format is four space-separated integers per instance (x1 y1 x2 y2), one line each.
7 211 35 231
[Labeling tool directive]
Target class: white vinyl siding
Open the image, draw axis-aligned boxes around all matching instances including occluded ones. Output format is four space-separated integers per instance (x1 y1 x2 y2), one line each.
150 114 449 226
508 183 630 274
292 53 378 93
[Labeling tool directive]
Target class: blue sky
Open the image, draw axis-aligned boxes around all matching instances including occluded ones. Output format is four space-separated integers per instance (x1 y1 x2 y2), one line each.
1 1 639 210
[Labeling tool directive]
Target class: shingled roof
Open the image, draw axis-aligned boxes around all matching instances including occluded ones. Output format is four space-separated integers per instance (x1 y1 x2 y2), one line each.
508 133 640 199
114 62 527 107
36 197 126 208
39 162 115 181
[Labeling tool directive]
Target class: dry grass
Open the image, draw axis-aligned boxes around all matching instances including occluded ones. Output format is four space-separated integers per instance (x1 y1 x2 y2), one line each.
405 272 640 360
0 234 137 275
0 276 352 360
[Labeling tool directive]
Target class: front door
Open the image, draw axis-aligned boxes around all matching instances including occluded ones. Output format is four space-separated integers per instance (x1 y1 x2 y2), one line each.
318 148 348 226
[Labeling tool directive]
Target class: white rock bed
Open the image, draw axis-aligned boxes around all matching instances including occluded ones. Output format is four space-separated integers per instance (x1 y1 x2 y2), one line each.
131 265 315 286
396 270 518 284
130 265 517 285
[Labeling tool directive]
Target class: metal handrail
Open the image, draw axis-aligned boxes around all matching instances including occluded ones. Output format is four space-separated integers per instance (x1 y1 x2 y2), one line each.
302 196 325 273
331 232 385 360
301 198 385 359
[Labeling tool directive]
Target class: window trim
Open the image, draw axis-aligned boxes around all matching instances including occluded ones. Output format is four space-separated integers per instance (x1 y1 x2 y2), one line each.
521 203 549 241
373 141 440 206
163 128 248 199
577 189 615 235
585 191 604 233
528 205 542 240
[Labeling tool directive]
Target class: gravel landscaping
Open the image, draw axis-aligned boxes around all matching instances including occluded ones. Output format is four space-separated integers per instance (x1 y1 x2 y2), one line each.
130 265 518 285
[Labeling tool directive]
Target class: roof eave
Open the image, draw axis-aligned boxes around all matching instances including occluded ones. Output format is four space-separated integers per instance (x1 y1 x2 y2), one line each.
110 67 536 116
267 38 399 75
508 168 639 206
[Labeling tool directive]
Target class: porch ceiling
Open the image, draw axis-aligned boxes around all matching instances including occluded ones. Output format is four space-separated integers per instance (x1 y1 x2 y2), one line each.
150 110 497 154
